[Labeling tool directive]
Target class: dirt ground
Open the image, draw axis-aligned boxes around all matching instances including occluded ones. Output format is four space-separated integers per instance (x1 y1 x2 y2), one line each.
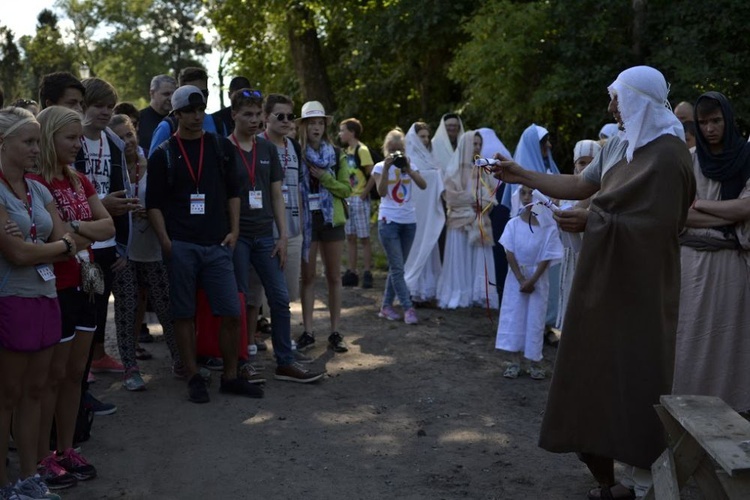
14 269 605 500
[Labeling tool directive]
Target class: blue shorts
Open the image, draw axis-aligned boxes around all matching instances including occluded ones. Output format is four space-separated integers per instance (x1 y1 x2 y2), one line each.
167 240 240 319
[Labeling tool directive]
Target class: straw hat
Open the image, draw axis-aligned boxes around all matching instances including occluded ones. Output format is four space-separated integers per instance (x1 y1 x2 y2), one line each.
297 100 332 125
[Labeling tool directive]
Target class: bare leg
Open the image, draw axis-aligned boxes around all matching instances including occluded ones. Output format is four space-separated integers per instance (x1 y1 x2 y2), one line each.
0 349 29 485
300 242 319 332
55 331 93 452
320 240 344 332
361 237 372 272
174 318 197 378
37 341 72 460
13 347 54 477
346 234 358 272
218 316 240 380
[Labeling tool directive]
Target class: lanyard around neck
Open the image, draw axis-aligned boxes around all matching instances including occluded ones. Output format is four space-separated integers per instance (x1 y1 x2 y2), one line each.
174 133 205 192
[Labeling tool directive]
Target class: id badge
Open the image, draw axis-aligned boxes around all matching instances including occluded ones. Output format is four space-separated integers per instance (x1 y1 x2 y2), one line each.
190 193 206 215
309 193 321 211
282 185 290 206
36 264 55 282
248 190 263 209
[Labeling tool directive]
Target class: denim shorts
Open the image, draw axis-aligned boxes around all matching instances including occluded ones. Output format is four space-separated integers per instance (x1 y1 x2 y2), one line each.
167 240 240 319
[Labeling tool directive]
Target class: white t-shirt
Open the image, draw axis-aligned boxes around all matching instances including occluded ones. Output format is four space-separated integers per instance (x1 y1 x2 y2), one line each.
372 161 419 224
82 132 116 249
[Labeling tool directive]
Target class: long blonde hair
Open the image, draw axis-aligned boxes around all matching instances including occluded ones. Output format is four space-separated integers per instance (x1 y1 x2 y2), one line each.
37 106 81 190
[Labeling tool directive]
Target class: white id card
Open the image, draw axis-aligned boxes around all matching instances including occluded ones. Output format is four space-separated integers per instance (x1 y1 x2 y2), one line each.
249 190 263 209
36 264 55 282
282 185 289 205
309 193 321 211
190 193 206 215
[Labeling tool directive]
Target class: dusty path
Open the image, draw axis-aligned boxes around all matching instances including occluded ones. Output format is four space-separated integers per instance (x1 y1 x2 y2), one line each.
46 275 595 500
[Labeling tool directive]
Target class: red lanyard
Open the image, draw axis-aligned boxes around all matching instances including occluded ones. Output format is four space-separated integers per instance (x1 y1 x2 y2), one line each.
0 174 36 243
174 133 205 193
264 132 288 175
80 135 103 176
231 134 257 188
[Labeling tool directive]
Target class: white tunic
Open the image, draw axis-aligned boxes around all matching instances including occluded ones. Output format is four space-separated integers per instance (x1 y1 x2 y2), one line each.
495 216 564 361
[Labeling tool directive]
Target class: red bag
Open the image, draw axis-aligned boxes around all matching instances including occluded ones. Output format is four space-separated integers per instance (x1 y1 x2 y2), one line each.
195 289 248 361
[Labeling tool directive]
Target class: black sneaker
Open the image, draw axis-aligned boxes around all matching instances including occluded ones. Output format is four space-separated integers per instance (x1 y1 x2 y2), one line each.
328 332 348 353
362 270 373 289
188 373 210 404
296 331 315 352
82 391 117 416
220 377 264 398
238 362 266 384
341 269 359 287
274 363 325 383
202 357 224 371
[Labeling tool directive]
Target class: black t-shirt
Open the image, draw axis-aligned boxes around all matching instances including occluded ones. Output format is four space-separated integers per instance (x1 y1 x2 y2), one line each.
235 136 284 238
146 133 240 246
138 106 166 153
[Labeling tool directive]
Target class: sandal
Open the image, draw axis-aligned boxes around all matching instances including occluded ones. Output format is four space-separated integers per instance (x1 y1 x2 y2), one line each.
529 366 546 380
503 363 520 379
135 346 153 360
587 484 634 500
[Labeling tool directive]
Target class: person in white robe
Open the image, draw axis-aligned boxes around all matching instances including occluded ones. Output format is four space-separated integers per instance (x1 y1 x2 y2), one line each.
403 122 444 302
496 185 564 380
555 139 601 331
436 131 499 309
431 113 464 174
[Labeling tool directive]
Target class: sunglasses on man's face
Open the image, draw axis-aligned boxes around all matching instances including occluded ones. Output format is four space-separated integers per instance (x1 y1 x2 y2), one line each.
271 112 296 122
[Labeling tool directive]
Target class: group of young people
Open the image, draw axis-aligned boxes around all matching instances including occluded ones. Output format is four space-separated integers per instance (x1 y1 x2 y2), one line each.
1 60 748 500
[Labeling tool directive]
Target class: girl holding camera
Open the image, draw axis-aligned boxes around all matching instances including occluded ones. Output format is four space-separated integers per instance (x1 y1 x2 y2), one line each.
373 129 427 324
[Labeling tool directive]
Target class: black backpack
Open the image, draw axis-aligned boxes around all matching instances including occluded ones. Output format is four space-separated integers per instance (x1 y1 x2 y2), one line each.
352 143 383 200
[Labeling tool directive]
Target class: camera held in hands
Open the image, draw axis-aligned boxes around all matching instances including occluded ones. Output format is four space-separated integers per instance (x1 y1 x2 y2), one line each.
389 151 408 170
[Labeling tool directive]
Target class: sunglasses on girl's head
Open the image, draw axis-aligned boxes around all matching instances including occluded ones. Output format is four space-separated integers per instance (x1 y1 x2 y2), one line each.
271 112 296 122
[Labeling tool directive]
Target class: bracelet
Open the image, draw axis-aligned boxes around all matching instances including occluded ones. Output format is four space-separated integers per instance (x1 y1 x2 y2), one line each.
61 237 73 255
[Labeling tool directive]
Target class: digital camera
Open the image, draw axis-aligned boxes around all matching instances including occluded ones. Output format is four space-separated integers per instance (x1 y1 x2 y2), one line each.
389 151 407 170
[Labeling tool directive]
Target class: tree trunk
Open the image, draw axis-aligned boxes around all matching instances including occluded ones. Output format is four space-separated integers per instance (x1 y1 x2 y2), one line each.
286 3 336 112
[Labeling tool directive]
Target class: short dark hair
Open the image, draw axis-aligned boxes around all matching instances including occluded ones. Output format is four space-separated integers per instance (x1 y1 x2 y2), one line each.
114 102 140 128
340 118 363 138
231 88 263 111
263 93 293 115
178 67 208 86
695 97 722 119
443 113 460 122
229 76 251 93
38 72 85 109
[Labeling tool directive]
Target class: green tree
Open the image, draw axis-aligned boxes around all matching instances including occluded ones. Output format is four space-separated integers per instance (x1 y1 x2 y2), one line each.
19 10 78 100
0 26 23 101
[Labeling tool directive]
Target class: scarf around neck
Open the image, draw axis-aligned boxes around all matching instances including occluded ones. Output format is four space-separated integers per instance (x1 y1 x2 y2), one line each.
303 140 337 227
694 91 750 201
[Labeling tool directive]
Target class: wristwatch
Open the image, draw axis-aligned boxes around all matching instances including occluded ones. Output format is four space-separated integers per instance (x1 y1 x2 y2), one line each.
71 220 81 234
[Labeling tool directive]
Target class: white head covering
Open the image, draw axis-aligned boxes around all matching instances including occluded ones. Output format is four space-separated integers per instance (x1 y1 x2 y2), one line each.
405 123 439 172
431 114 465 173
573 140 602 162
607 66 685 162
477 128 513 160
510 186 556 228
598 123 620 140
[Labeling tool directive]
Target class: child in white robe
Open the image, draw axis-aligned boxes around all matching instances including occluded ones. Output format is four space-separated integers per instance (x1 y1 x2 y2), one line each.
495 185 564 379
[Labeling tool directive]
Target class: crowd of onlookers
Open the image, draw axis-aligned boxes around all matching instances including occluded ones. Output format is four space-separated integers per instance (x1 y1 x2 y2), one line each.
1 62 748 500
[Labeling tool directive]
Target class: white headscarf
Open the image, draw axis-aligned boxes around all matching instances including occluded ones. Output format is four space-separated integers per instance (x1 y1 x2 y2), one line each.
405 123 439 172
573 140 602 163
598 123 620 140
510 186 556 228
432 114 465 173
607 66 685 162
477 128 513 160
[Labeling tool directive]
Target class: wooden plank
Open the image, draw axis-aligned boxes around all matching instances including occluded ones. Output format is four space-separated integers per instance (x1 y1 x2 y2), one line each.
660 395 750 475
693 455 729 500
716 470 750 499
651 448 681 500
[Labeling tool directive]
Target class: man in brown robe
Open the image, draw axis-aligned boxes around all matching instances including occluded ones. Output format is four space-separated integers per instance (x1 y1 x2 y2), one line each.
494 66 696 499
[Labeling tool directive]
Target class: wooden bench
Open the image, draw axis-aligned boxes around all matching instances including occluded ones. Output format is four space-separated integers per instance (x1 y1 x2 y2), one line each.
644 395 750 500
